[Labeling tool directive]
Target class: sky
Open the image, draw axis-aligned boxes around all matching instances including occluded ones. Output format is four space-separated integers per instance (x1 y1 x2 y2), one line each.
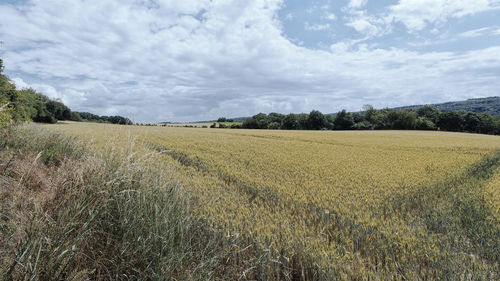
0 0 499 122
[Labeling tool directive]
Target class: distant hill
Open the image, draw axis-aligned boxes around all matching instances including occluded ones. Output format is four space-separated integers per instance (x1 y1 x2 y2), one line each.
394 96 500 116
166 96 500 124
228 116 248 122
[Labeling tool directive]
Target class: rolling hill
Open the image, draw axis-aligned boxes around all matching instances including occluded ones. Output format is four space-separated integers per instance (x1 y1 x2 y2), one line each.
394 96 500 115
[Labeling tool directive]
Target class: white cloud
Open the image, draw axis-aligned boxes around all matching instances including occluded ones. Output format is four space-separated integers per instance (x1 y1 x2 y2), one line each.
346 17 379 37
323 13 337 21
458 26 500 38
305 22 331 31
343 9 391 40
11 77 29 89
348 0 368 9
0 0 499 122
389 0 500 31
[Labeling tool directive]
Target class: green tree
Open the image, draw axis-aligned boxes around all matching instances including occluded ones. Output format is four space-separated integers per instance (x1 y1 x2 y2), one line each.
463 112 481 133
268 113 284 126
308 110 327 130
478 113 496 134
281 114 298 130
334 110 354 130
362 104 376 123
416 105 440 123
242 117 259 129
70 111 82 121
297 113 310 130
437 111 464 132
353 121 374 130
267 122 280 129
415 116 436 130
386 110 417 129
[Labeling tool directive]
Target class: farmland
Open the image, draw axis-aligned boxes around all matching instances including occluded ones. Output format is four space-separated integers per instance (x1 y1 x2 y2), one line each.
42 122 500 279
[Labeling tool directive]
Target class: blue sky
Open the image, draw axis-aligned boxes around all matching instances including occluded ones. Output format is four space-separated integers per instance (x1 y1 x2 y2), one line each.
0 0 499 122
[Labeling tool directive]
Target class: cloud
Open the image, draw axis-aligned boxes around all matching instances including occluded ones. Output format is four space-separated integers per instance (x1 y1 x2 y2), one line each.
304 22 331 31
0 0 499 122
346 16 380 37
458 26 500 38
388 0 500 31
347 0 368 9
342 10 391 40
323 13 337 21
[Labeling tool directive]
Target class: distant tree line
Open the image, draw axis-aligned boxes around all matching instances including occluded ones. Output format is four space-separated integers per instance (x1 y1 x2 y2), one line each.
239 105 500 135
0 59 132 127
217 117 234 122
73 112 133 125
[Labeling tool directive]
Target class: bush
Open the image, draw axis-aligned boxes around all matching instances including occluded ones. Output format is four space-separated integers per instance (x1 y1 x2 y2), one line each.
415 117 436 130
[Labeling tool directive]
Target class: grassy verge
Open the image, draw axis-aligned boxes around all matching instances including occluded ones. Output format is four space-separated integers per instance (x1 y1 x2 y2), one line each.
0 124 251 280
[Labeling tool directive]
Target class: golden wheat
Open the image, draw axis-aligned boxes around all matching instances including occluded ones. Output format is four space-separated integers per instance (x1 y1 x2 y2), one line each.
46 122 500 278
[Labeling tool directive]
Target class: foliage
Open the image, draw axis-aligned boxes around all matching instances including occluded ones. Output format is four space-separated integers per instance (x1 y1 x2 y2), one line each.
308 110 327 130
0 59 132 126
217 117 234 122
333 109 354 130
240 105 500 135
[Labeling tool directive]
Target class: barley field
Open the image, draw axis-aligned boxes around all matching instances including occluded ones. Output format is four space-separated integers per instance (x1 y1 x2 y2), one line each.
46 122 500 279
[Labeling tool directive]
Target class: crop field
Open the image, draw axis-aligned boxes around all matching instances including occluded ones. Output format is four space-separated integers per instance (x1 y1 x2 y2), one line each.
46 122 500 279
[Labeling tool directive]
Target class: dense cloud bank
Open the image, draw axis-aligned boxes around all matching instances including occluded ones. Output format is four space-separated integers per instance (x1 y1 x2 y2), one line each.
1 0 499 122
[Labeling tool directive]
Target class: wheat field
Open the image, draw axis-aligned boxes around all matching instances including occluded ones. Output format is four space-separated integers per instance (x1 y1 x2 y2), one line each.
46 122 500 279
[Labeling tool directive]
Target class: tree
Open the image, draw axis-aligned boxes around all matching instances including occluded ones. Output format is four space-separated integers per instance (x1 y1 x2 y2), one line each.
415 117 436 130
308 110 327 130
353 121 374 130
297 113 310 130
325 114 335 129
217 117 233 122
437 111 464 132
334 110 354 130
362 104 376 123
463 112 481 133
282 114 298 130
76 112 101 121
268 113 284 126
386 110 417 129
46 100 71 120
242 117 259 129
478 113 496 134
416 105 440 123
70 111 82 121
267 122 280 129
0 58 3 73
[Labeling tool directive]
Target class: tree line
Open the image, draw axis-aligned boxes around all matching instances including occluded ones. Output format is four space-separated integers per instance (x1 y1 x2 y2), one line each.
238 105 500 135
0 59 132 127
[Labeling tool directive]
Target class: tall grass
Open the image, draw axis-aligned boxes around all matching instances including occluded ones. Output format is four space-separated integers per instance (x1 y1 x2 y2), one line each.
0 125 250 280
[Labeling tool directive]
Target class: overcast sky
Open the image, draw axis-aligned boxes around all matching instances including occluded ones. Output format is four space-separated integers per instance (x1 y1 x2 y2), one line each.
1 0 499 122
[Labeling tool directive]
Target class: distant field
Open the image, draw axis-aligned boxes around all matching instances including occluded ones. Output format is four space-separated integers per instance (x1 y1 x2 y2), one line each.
47 122 500 279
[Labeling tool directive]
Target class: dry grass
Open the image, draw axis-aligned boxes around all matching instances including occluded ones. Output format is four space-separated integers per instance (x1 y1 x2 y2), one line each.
0 124 258 280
